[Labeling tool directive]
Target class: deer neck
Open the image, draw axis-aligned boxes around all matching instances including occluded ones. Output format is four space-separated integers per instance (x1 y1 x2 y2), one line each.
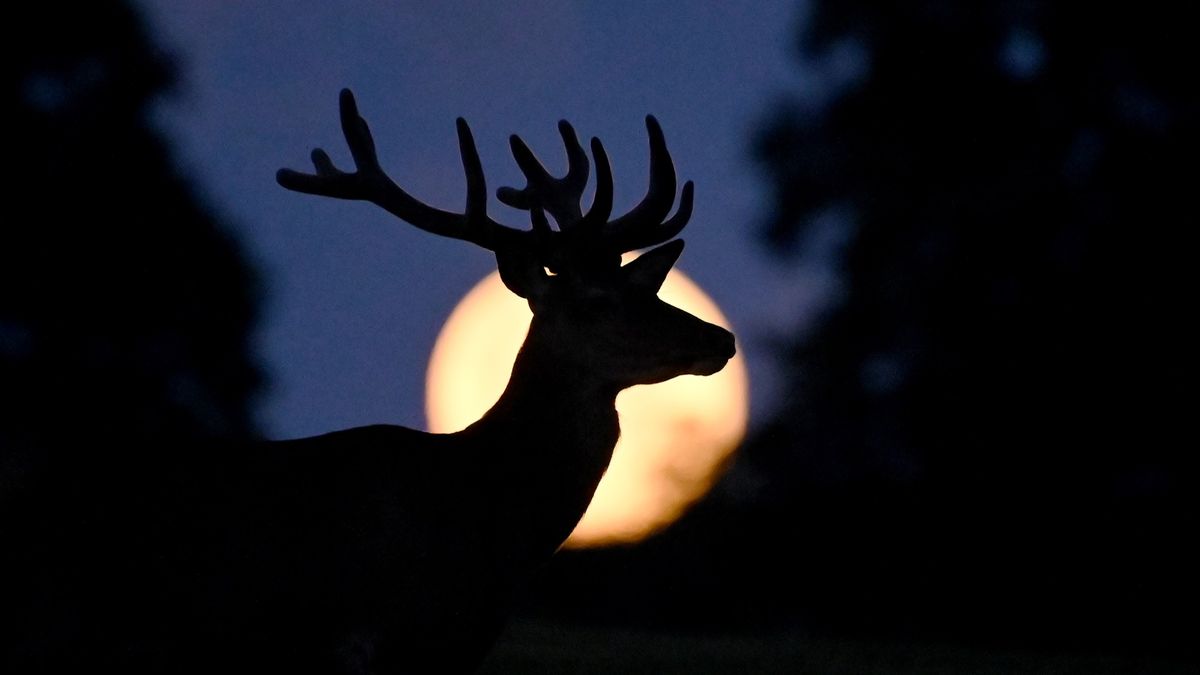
462 323 621 558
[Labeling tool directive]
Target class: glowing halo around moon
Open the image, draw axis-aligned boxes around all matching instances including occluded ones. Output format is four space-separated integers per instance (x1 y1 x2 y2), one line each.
425 258 749 548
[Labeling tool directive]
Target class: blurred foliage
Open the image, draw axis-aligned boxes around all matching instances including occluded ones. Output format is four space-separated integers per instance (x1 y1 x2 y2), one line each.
752 0 1194 501
3 2 260 669
2 1 260 471
743 6 1199 652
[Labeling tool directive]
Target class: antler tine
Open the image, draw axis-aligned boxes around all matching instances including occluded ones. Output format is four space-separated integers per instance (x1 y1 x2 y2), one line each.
607 180 694 253
599 115 694 254
276 89 528 252
604 116 677 230
574 137 614 235
496 120 590 229
454 118 512 249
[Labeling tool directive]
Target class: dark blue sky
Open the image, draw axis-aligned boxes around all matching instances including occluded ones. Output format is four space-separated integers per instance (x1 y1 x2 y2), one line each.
138 0 832 438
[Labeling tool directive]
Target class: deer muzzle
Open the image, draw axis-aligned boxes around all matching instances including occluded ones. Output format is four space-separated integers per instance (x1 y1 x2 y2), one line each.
688 326 736 376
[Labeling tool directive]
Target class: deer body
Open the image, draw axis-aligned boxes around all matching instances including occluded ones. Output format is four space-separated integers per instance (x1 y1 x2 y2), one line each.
214 303 728 672
10 89 733 674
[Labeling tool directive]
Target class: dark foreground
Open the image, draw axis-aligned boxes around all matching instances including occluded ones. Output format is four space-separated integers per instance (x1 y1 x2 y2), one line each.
479 618 1192 675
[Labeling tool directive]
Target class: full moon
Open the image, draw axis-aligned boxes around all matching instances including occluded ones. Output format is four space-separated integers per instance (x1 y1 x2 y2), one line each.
425 260 749 548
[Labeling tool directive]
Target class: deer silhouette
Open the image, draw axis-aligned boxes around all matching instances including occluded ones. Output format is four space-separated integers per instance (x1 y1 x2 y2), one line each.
9 89 735 675
266 89 735 672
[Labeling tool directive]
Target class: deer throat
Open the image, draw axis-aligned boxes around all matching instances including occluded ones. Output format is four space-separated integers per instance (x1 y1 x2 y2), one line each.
466 351 622 559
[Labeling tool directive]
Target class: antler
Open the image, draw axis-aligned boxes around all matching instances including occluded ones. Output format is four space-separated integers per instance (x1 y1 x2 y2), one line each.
495 121 593 229
603 116 695 252
277 89 693 276
497 115 694 257
276 89 531 254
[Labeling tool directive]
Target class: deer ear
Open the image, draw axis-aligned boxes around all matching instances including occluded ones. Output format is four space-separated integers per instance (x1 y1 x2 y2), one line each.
496 248 551 300
622 239 684 293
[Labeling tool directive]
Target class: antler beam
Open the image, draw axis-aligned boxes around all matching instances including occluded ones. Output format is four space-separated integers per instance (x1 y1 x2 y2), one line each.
276 89 530 253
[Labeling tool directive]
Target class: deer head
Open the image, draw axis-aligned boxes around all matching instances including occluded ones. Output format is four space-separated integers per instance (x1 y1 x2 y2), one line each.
277 89 734 389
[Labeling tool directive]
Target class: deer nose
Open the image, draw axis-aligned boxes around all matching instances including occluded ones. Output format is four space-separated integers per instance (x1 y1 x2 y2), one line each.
712 327 736 360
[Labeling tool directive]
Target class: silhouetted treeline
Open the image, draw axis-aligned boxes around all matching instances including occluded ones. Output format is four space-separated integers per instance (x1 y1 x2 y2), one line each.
3 0 259 514
3 1 259 459
524 0 1197 660
3 2 259 669
754 0 1194 512
746 1 1196 651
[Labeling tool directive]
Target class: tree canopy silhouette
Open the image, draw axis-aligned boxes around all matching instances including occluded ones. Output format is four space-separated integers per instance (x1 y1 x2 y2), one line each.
4 2 259 670
3 1 259 462
745 0 1196 651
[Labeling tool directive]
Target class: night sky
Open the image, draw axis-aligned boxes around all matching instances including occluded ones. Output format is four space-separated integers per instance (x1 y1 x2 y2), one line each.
137 0 811 439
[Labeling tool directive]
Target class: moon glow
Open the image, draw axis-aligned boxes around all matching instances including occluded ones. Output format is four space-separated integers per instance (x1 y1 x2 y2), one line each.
425 263 749 548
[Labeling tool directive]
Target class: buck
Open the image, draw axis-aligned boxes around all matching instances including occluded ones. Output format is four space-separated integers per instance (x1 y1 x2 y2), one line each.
10 90 733 674
264 89 734 671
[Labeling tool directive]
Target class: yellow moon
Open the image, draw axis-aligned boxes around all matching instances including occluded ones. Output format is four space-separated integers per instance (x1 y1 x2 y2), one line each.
425 261 749 548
